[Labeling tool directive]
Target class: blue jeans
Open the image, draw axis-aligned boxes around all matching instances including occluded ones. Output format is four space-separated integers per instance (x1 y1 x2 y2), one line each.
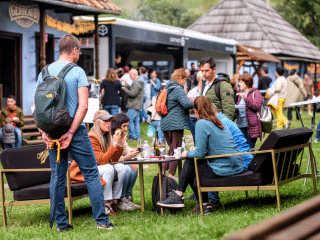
139 109 148 123
121 165 138 199
48 125 110 228
208 192 220 204
103 105 119 116
127 109 140 139
240 127 257 149
0 127 22 149
316 121 320 139
150 120 164 139
189 117 197 145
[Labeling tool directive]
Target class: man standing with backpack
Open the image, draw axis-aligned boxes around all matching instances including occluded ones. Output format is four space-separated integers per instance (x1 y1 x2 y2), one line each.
200 57 235 120
36 35 113 231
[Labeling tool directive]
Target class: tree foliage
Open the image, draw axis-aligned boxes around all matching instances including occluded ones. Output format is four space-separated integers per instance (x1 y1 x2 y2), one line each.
275 0 320 47
136 0 201 28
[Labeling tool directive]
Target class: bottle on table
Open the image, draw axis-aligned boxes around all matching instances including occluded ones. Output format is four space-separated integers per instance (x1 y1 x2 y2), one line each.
143 141 150 159
181 137 187 152
154 131 161 157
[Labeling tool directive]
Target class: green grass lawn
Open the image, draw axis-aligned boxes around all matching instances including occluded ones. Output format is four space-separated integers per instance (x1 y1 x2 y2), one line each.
0 110 319 239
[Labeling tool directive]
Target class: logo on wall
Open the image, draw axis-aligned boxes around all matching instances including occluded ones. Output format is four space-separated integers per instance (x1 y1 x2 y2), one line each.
99 25 109 36
9 1 40 28
169 37 186 47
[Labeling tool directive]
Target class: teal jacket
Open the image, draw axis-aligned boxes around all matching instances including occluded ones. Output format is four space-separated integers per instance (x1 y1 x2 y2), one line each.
160 80 193 132
187 119 244 176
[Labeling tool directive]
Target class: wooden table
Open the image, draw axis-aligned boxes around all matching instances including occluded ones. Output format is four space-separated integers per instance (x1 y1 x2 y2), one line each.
124 157 184 214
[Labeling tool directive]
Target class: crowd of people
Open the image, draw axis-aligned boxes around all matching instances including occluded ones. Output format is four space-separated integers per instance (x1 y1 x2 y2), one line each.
2 34 318 231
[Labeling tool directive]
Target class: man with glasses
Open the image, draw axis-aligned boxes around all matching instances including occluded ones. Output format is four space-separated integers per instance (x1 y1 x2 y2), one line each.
36 34 114 232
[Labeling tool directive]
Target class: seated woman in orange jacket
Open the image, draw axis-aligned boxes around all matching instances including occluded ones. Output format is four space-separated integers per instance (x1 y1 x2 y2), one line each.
70 110 127 215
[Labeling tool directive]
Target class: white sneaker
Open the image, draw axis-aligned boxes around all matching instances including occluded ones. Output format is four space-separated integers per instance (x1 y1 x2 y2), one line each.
308 111 313 116
314 138 320 143
119 198 135 211
285 121 291 129
127 200 141 210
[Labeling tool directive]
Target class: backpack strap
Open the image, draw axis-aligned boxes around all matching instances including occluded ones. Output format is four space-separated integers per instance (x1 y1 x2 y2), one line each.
57 63 76 79
41 65 50 80
215 80 223 101
152 174 159 208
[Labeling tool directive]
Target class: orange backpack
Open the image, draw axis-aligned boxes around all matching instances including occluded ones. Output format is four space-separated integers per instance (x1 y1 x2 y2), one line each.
155 86 176 117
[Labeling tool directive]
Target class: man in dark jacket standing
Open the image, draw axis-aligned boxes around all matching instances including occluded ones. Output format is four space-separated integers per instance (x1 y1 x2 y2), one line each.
123 69 144 140
200 57 235 120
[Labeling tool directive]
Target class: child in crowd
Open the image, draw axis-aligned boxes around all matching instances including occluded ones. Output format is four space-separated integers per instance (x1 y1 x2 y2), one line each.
3 117 15 149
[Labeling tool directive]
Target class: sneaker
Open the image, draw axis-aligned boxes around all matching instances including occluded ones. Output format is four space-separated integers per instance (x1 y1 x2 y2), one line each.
105 203 116 215
128 196 132 202
209 202 221 209
157 191 184 208
111 202 121 213
185 193 196 200
127 200 141 210
57 224 73 232
190 204 212 215
315 138 320 143
171 176 179 181
309 111 313 116
285 121 291 130
119 198 135 211
97 222 114 230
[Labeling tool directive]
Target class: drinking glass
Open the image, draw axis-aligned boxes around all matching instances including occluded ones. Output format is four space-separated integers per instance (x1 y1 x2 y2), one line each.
137 139 144 153
158 138 167 156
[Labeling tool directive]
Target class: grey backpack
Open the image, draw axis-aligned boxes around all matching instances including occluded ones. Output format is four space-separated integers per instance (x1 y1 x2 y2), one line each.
34 63 76 138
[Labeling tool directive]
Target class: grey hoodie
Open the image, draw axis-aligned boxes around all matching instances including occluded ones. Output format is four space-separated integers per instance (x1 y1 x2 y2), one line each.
3 123 15 144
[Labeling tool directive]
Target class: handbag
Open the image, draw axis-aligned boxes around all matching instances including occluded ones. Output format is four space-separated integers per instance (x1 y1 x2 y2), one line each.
253 91 273 133
257 105 273 133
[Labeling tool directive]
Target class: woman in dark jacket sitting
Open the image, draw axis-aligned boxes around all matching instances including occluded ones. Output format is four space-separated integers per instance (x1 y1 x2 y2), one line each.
237 73 263 149
161 68 193 179
100 68 124 115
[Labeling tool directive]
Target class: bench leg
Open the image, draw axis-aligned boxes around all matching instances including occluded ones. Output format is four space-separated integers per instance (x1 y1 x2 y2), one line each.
0 172 7 227
245 191 248 199
138 164 145 212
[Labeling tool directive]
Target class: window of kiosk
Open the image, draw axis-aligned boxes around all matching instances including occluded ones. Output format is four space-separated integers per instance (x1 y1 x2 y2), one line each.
78 48 94 76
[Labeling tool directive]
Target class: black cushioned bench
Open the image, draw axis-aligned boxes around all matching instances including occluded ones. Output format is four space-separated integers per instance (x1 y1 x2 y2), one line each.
0 144 88 227
194 127 317 215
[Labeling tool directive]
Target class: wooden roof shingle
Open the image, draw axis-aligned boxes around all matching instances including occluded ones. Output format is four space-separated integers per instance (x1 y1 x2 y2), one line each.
189 0 320 62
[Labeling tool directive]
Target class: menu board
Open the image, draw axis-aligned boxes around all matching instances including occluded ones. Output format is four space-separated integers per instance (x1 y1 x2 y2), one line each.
83 83 100 123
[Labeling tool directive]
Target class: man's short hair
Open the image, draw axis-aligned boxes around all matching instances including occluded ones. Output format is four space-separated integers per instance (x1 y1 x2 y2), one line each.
239 73 254 88
199 57 216 69
140 66 147 74
262 66 268 74
116 54 121 59
191 63 195 66
7 95 16 101
276 67 285 76
59 35 80 55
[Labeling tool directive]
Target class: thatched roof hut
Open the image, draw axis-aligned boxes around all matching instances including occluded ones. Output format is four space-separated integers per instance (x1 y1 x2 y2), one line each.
189 0 320 63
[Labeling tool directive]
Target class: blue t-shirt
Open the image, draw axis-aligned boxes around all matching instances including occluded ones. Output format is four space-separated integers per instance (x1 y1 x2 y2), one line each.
217 113 253 169
37 62 89 120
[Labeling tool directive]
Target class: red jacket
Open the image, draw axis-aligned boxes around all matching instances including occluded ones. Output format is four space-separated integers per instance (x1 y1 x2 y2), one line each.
237 88 263 138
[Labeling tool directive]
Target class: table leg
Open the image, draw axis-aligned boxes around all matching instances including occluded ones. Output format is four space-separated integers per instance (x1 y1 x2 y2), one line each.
295 106 304 127
177 159 182 179
158 163 163 215
138 163 144 212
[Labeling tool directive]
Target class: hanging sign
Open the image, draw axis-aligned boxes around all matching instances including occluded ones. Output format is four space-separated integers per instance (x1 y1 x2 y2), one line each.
9 1 40 28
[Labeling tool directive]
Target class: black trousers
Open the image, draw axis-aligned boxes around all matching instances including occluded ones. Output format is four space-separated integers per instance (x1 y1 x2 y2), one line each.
287 107 300 121
177 157 220 203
